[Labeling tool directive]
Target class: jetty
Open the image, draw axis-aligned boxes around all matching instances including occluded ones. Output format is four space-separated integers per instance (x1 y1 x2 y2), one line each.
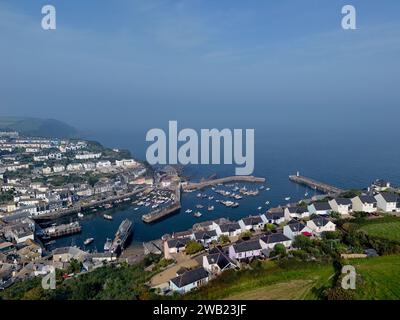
289 173 344 195
41 222 81 239
142 201 181 223
183 175 266 191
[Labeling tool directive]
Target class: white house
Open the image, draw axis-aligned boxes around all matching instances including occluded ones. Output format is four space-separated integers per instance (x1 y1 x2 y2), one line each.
351 195 377 213
192 230 218 246
163 237 191 259
283 220 313 239
308 202 332 216
238 216 265 231
328 198 352 216
228 239 262 261
259 233 292 250
202 247 236 275
262 208 289 225
306 217 336 236
284 206 310 219
375 193 400 213
169 267 209 294
215 222 242 237
371 179 391 192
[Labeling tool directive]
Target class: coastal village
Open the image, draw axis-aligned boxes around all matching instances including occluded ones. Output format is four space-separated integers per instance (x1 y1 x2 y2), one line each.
1 130 400 297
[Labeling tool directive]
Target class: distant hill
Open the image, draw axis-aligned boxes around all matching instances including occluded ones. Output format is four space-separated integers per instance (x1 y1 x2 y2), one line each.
0 117 78 138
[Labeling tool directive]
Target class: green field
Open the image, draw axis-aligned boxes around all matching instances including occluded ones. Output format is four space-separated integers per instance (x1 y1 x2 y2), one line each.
358 219 400 242
186 255 400 300
348 255 400 299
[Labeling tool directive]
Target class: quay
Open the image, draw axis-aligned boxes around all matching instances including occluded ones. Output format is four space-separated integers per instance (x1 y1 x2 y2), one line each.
183 175 266 191
42 222 81 239
288 173 344 195
32 187 151 221
142 201 181 223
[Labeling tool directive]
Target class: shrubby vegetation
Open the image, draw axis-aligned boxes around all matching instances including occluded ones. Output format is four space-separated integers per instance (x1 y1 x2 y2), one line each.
185 241 203 255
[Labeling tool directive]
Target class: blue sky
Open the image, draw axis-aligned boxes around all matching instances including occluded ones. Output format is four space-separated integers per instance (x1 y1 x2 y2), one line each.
1 0 399 132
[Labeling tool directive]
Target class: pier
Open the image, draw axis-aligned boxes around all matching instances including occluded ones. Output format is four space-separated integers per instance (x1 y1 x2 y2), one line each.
142 201 181 223
42 222 81 239
289 174 344 195
183 175 266 191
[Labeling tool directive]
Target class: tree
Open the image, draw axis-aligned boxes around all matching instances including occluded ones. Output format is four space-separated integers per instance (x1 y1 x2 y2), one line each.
270 244 286 258
185 241 203 255
330 211 341 220
218 235 230 245
263 223 276 232
293 235 312 250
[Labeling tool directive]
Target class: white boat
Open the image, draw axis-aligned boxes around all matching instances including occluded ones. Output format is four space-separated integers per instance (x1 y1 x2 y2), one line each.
196 204 204 209
194 212 202 217
197 193 202 198
84 238 94 246
208 206 214 211
265 201 270 205
257 206 262 210
103 214 113 220
305 192 309 197
104 238 112 251
185 209 193 213
266 188 271 191
208 196 214 200
77 213 84 218
285 197 291 201
259 186 265 190
134 207 139 211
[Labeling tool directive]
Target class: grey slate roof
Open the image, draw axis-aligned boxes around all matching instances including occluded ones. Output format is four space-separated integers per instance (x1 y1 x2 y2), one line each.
260 233 291 244
241 216 263 226
286 220 307 232
219 223 241 233
358 195 377 204
170 267 208 288
233 239 262 253
287 206 308 214
378 193 398 203
310 217 331 227
312 202 332 211
194 230 217 241
334 198 352 206
167 237 191 249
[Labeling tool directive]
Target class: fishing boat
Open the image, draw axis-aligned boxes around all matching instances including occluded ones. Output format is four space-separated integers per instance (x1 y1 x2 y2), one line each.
103 214 113 220
84 238 94 246
196 204 204 209
208 196 214 200
194 212 202 218
185 209 193 213
208 206 214 211
104 203 113 209
77 212 84 218
197 193 202 198
265 201 270 205
305 192 309 197
134 207 139 211
266 188 271 191
257 206 262 210
104 238 112 252
231 202 239 208
285 197 291 201
259 186 265 190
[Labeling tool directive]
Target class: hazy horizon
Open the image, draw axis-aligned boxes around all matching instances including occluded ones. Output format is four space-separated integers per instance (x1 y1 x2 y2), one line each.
1 0 399 134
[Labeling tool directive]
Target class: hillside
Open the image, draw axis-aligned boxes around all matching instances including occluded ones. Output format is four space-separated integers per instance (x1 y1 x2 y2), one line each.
0 116 77 138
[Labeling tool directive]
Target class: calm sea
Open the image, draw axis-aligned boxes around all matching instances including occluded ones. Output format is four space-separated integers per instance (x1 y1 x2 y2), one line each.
49 125 400 251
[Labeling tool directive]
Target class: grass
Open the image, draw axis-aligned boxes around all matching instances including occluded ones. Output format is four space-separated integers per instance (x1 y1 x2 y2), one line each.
184 260 335 300
184 255 400 300
358 219 400 242
346 255 400 299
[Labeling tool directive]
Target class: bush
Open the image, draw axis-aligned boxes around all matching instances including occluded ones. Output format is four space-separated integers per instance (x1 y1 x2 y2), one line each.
239 231 252 240
293 235 312 250
185 241 203 255
218 235 230 245
270 244 287 258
